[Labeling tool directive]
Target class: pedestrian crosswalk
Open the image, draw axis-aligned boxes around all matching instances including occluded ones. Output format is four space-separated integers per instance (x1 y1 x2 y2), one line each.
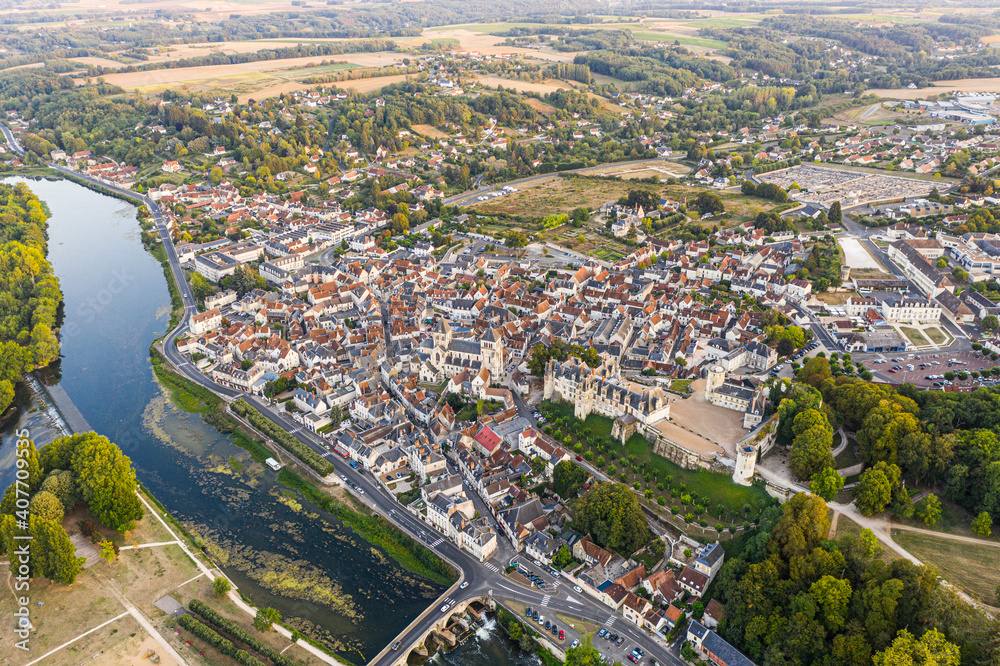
605 616 617 627
429 537 444 547
483 562 500 573
541 595 551 607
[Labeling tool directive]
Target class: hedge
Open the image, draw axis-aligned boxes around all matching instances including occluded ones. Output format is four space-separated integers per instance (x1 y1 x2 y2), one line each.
189 599 301 666
177 614 267 666
231 399 335 475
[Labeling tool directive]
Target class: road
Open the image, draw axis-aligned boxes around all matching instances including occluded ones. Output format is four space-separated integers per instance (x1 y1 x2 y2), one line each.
0 124 684 666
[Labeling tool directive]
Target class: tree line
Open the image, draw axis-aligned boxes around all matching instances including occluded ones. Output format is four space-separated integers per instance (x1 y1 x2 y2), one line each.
0 182 61 415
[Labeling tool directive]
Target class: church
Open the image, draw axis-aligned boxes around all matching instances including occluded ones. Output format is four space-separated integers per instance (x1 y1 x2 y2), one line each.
418 320 507 385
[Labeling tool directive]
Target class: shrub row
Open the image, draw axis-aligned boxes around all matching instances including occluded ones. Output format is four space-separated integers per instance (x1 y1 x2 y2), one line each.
177 614 267 666
754 157 802 174
231 399 335 475
189 599 300 666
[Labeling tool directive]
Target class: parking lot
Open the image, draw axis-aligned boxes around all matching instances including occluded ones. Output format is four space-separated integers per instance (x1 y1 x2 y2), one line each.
864 349 1000 390
509 559 658 664
515 601 656 665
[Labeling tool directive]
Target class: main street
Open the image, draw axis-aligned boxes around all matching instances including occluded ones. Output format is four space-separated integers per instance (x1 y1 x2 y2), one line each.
0 125 683 666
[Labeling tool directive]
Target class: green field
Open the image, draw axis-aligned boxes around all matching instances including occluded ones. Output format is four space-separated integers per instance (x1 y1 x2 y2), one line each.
630 32 727 49
893 531 1000 605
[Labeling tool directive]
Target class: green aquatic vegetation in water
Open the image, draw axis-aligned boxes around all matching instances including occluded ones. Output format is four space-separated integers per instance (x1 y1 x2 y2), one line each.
201 534 362 620
276 468 457 588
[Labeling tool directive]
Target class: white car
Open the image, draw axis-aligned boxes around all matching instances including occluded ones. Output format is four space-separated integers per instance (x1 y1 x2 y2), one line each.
441 603 451 612
573 585 582 593
459 581 469 589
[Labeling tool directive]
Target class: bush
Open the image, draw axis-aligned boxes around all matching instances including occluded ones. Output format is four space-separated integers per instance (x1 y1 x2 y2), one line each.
231 399 334 475
177 615 267 666
212 577 231 597
188 599 298 666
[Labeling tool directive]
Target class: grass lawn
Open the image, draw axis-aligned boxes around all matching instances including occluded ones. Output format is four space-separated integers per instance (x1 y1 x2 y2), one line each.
622 432 771 515
538 400 770 523
896 496 1000 543
539 400 613 439
901 327 930 346
893 531 1000 605
834 443 861 469
670 379 693 394
925 327 948 345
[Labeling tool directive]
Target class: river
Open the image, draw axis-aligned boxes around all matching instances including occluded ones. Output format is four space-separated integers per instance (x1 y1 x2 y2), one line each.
0 176 525 665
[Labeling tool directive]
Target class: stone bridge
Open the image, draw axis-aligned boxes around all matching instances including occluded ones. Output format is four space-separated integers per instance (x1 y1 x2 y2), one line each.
372 596 493 666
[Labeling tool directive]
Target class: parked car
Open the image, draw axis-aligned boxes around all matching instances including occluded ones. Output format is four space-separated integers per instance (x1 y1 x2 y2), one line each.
573 585 583 593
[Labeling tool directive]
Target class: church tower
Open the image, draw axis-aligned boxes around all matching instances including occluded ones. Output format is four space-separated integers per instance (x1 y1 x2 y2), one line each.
480 327 504 378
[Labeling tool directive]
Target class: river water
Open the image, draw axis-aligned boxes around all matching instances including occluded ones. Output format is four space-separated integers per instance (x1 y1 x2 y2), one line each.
0 176 533 664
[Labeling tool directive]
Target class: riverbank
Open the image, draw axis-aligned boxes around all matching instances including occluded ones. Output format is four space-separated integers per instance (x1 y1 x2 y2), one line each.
150 345 458 588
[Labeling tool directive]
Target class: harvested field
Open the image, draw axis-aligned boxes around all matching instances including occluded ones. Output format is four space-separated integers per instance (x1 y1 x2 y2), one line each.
525 97 558 115
871 78 1000 99
88 55 363 88
71 56 127 69
418 28 579 62
241 74 412 103
586 161 690 180
412 124 450 139
474 75 574 94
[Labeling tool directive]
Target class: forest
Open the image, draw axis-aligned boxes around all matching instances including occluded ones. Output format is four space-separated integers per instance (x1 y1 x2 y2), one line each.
712 492 1000 665
0 182 61 415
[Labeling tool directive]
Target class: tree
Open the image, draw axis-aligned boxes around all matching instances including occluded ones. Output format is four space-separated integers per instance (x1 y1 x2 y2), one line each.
553 460 589 500
565 637 603 665
65 433 144 532
810 575 852 633
741 180 757 196
254 606 281 632
40 470 76 511
552 545 573 568
694 191 724 215
855 462 903 516
230 264 260 295
17 437 43 492
983 314 999 332
776 337 795 358
770 492 829 560
829 201 842 225
809 467 845 501
790 409 835 480
972 511 993 538
190 272 215 301
574 483 651 555
29 490 64 524
915 494 942 527
99 539 117 566
873 628 960 666
213 576 232 596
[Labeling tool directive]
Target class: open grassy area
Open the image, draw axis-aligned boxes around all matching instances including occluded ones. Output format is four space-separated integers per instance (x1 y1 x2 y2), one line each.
901 326 930 346
537 400 770 524
893 531 1000 605
834 441 861 469
925 327 948 345
895 496 1000 543
622 432 771 516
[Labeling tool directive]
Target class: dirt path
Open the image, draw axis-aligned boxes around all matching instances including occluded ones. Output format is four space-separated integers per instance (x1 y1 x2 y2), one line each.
889 523 1000 547
828 511 840 539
